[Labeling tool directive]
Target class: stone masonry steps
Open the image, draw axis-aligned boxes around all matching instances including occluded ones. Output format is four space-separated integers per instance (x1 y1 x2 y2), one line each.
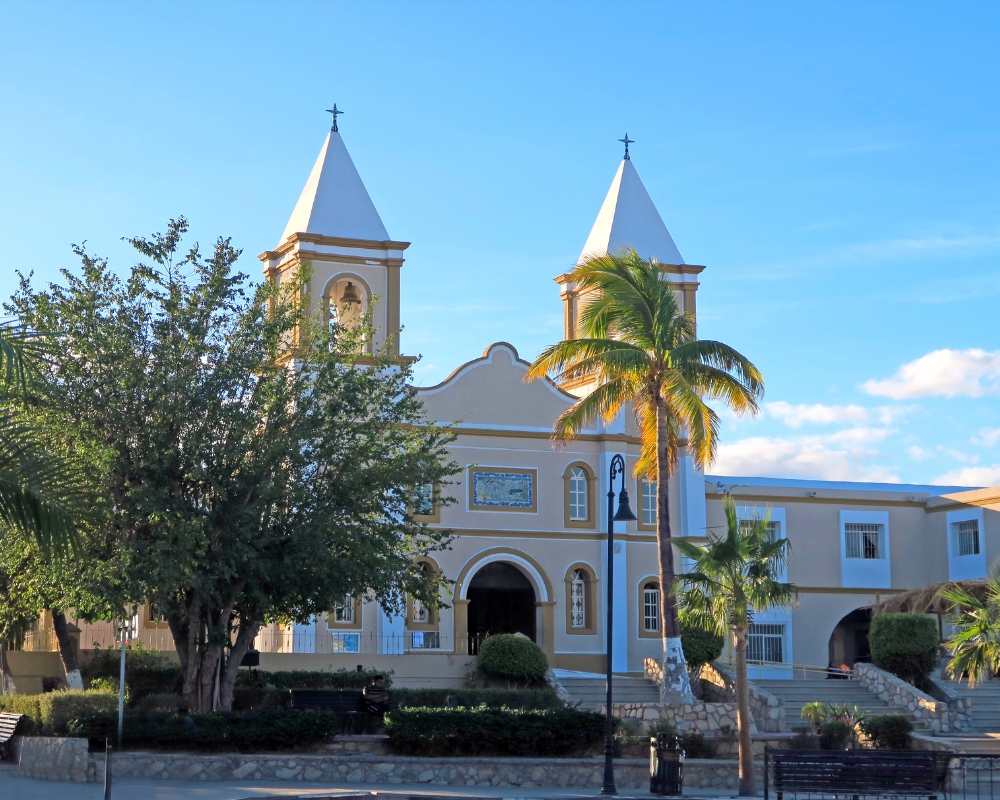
942 680 1000 733
753 679 925 727
553 671 660 710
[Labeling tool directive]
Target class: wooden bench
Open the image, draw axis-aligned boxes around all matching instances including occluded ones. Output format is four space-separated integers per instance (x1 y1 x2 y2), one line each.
765 748 947 800
289 689 372 733
0 713 23 761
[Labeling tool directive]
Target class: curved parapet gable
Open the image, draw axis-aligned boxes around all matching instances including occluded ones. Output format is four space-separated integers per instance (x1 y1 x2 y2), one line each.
416 342 592 432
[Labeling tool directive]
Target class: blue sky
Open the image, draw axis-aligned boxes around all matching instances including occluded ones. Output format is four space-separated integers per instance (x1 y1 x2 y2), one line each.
2 0 999 487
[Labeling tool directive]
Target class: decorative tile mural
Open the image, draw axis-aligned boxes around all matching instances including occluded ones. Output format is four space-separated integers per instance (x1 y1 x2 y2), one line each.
471 469 535 510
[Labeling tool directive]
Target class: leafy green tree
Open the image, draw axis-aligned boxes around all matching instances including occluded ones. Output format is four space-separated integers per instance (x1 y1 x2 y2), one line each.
942 567 1000 686
675 496 796 796
8 218 457 710
526 249 763 694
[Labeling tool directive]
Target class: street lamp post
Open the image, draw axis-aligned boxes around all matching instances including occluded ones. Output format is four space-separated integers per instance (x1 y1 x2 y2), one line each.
602 453 638 796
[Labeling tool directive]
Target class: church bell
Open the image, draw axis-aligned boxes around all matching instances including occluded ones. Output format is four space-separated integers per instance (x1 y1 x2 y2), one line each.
340 281 362 305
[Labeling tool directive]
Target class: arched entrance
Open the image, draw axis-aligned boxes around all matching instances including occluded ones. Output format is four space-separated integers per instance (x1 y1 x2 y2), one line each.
828 608 873 668
466 562 537 643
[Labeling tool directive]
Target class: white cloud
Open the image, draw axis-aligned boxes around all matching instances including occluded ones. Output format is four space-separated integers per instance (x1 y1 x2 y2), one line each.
862 349 1000 399
711 428 899 482
973 428 1000 447
907 446 933 461
766 401 907 429
933 465 1000 487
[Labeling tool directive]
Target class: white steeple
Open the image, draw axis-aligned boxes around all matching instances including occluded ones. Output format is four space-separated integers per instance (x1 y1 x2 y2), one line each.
278 129 390 246
578 158 685 265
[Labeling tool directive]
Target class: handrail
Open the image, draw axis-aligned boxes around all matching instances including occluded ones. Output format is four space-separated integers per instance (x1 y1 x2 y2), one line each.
744 659 856 680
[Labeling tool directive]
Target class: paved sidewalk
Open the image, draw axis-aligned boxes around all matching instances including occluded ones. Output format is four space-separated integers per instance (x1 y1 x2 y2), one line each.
0 772 752 799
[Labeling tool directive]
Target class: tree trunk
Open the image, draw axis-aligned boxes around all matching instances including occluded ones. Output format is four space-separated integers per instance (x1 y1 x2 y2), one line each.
50 609 83 689
0 640 17 694
219 618 261 711
734 624 755 796
655 398 691 699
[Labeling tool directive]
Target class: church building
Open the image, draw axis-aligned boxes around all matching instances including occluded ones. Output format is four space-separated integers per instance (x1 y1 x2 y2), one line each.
247 114 1000 687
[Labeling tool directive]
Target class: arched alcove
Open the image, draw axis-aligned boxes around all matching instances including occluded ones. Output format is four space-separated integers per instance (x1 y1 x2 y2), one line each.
466 562 537 643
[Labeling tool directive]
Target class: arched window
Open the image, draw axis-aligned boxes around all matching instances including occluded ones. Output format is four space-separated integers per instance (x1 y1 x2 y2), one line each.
569 468 588 521
408 561 440 650
564 563 596 634
641 581 661 636
563 463 595 528
569 570 587 628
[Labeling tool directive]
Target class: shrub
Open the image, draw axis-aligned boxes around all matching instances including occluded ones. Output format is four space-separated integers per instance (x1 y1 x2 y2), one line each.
477 634 548 683
858 714 913 750
384 705 603 757
235 668 392 690
82 644 182 702
819 719 854 750
394 687 562 710
800 701 826 729
65 708 342 750
0 690 118 735
868 613 939 684
646 720 718 758
681 624 725 669
788 725 820 750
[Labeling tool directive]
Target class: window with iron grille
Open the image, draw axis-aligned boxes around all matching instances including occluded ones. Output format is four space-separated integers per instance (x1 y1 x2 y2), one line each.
844 523 885 559
643 582 660 632
413 483 434 516
570 570 586 628
748 623 785 663
569 467 589 521
954 519 980 557
641 479 656 526
739 519 780 541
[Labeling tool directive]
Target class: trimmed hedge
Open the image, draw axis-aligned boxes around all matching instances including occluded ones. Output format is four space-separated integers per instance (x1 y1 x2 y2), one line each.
235 668 392 690
394 687 563 710
869 613 939 684
477 634 548 683
384 705 604 757
681 624 725 669
0 690 118 735
859 714 913 750
65 709 342 751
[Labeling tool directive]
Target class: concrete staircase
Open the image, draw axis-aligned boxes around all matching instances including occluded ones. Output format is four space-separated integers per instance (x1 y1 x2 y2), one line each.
754 679 924 726
943 680 1000 734
552 669 660 710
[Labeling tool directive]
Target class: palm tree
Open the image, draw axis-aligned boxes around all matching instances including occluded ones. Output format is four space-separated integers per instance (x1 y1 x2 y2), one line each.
0 324 87 691
675 495 796 796
526 249 763 695
0 324 82 553
941 566 1000 686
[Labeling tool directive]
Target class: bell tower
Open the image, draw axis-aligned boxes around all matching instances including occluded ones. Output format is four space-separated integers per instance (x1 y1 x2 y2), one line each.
555 143 705 354
259 107 410 358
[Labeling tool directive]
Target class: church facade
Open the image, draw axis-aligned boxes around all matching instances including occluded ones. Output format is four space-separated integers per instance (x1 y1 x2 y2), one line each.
247 119 1000 685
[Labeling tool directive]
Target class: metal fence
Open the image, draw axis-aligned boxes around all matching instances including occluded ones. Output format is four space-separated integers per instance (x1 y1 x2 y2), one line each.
251 630 488 655
12 628 489 656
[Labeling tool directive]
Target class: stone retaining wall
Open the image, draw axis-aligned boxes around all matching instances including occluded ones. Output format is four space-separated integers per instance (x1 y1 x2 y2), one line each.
9 740 762 791
854 663 971 734
602 699 754 734
10 736 91 783
697 663 785 733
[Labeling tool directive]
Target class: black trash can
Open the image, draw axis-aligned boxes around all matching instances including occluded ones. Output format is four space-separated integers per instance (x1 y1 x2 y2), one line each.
650 733 685 795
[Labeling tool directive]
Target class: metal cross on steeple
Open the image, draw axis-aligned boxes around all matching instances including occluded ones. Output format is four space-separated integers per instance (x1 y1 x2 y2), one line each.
326 103 344 132
619 133 634 160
